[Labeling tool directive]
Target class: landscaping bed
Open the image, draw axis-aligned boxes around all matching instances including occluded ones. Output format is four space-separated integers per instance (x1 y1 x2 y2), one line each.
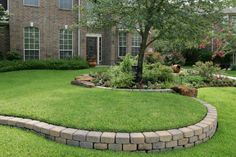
0 69 207 132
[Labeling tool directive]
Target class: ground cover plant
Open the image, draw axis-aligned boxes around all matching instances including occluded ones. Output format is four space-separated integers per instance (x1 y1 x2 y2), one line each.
0 87 235 157
0 69 206 132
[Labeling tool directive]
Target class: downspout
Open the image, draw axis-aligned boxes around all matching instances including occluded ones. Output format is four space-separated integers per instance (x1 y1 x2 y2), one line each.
78 0 81 57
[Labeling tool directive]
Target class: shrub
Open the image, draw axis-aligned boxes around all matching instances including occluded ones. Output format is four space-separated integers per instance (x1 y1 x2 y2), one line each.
145 52 163 64
231 64 236 71
0 51 3 60
209 77 236 87
193 61 222 80
164 52 186 66
0 58 89 72
119 53 136 73
6 51 22 61
107 66 134 88
143 63 174 83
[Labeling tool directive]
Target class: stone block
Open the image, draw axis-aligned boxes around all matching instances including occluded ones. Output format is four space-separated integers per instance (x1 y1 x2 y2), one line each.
41 124 54 135
189 136 198 143
73 130 89 142
50 126 66 137
56 137 66 144
179 128 194 137
198 133 206 140
101 132 116 144
156 131 172 142
178 138 189 146
67 139 79 146
80 142 94 149
116 133 130 144
24 120 40 130
196 123 210 133
166 141 177 148
7 117 23 126
153 142 165 149
109 144 122 151
86 131 102 142
188 125 203 135
0 116 13 125
16 119 32 128
123 144 137 151
143 132 159 143
61 128 77 140
130 133 145 144
94 143 108 150
138 143 152 150
184 143 194 148
168 129 183 140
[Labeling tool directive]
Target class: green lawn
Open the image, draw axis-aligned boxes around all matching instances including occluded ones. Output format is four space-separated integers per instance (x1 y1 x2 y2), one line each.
0 69 206 132
0 87 235 157
225 71 236 77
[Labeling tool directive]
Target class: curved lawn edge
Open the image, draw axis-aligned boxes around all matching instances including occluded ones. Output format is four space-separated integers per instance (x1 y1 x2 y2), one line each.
0 98 217 153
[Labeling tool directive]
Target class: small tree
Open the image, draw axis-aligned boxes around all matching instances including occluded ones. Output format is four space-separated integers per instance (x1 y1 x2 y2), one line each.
77 0 224 83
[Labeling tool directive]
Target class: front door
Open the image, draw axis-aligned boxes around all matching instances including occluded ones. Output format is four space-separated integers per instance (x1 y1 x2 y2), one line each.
87 37 98 63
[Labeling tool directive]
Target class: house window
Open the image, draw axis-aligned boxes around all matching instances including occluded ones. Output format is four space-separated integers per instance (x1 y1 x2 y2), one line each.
118 31 127 57
24 27 40 60
23 0 39 6
99 37 102 62
59 0 73 10
132 33 142 56
59 29 73 59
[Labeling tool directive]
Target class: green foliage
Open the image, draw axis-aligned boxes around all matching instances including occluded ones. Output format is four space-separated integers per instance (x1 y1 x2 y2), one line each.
107 66 134 88
145 52 163 64
0 58 89 72
209 77 236 87
0 51 3 60
193 61 222 79
0 5 7 21
119 53 136 73
164 52 186 66
5 51 22 61
230 64 236 71
143 63 174 83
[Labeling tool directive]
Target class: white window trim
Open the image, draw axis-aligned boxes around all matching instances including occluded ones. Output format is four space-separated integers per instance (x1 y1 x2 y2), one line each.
86 33 102 64
118 31 127 58
59 29 74 59
58 0 73 11
23 0 40 7
131 33 142 56
23 27 40 61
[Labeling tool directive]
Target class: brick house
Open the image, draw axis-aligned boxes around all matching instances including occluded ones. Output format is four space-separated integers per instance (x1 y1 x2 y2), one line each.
0 0 154 65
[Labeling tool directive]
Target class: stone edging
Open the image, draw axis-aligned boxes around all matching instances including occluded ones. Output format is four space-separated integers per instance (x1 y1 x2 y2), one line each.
96 86 175 93
0 98 217 153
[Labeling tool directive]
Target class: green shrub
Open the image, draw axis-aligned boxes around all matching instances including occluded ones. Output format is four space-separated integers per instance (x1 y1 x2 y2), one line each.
180 75 206 88
107 66 134 88
164 52 186 66
193 61 222 80
0 51 3 60
230 64 236 71
0 58 89 72
145 52 163 64
119 53 136 73
143 63 174 83
6 51 22 61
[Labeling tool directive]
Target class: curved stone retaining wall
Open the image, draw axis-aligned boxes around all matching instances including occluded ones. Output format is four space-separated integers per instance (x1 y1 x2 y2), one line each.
0 99 217 153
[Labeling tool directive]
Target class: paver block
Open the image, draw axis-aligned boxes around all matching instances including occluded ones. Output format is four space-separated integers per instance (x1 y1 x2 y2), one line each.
33 122 47 132
41 124 54 135
168 129 183 140
7 117 23 126
61 128 77 140
195 140 203 145
130 133 145 144
56 137 67 144
109 144 122 151
116 133 130 144
16 119 32 128
138 143 152 150
0 116 13 125
179 128 194 137
143 132 159 143
86 131 102 142
178 138 189 145
80 142 93 149
188 125 203 135
50 126 66 137
198 133 206 140
156 131 172 142
101 132 116 144
123 144 137 151
73 130 89 142
196 123 210 133
67 139 79 146
94 143 108 150
166 140 177 148
153 142 165 149
24 120 40 129
184 143 194 148
189 136 198 143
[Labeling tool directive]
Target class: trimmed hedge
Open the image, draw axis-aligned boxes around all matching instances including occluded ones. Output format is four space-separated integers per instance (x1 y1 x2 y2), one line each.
0 58 89 72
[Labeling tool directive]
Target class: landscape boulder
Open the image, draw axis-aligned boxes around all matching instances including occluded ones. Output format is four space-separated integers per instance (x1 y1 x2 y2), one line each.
171 85 198 97
172 64 181 73
71 80 95 88
75 74 95 82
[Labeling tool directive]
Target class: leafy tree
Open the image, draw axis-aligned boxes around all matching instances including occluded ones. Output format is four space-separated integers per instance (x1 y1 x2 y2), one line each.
77 0 225 83
0 5 7 21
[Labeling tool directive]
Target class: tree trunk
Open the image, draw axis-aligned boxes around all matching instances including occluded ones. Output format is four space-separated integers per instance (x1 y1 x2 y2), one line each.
136 33 149 83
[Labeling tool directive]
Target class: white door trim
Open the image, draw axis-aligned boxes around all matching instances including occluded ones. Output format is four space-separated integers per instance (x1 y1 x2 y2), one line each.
86 33 102 64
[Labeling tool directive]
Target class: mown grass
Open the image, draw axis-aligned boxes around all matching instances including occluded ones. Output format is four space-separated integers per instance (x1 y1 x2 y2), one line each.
225 71 236 77
0 69 206 132
0 87 235 157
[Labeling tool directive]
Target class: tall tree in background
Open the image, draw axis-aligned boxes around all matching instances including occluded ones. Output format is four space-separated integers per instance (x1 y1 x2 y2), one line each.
78 0 224 83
